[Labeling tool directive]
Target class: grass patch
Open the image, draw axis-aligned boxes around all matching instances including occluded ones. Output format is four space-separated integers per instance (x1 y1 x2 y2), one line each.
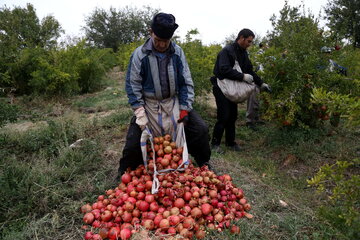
1 70 358 239
72 87 128 112
0 104 129 238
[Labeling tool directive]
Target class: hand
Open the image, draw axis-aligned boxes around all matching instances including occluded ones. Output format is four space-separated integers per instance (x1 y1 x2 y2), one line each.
177 110 189 124
134 106 148 130
243 74 254 84
260 83 272 92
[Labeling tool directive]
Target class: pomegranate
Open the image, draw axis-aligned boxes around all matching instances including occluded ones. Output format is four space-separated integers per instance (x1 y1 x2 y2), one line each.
201 203 213 215
138 201 150 211
81 204 92 213
108 227 121 240
143 219 155 230
83 212 94 224
230 224 241 234
121 173 131 184
174 198 185 208
84 231 93 240
195 229 206 239
159 218 170 229
120 228 132 240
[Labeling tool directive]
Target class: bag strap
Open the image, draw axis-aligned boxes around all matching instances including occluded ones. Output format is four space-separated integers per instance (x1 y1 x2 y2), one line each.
228 44 243 74
229 44 240 66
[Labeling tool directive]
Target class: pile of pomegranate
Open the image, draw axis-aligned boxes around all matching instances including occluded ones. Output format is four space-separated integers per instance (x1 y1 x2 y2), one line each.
81 134 252 240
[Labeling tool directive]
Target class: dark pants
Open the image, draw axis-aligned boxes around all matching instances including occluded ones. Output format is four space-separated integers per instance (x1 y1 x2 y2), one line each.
211 83 238 146
118 110 211 175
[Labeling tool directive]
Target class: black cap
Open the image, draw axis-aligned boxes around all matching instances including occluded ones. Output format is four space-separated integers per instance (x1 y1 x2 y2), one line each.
151 13 178 39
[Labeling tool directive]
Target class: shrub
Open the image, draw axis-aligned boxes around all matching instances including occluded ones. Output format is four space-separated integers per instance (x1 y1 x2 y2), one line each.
29 57 76 95
6 47 50 95
311 87 360 126
0 100 19 127
0 3 62 94
57 41 116 94
117 41 143 71
339 47 360 79
258 2 357 128
308 159 360 238
180 39 221 96
2 40 116 96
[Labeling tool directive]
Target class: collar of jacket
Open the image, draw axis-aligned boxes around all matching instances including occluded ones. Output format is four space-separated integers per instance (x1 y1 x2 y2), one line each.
232 42 246 53
142 38 175 55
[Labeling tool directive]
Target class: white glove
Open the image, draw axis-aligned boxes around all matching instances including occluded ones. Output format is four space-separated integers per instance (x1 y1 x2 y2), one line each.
134 106 148 130
243 74 254 84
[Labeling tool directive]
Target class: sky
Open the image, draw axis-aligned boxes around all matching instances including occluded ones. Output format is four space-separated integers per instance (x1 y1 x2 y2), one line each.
1 0 329 45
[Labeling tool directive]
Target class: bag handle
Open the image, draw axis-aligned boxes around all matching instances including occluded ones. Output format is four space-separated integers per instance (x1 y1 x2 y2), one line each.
140 123 189 194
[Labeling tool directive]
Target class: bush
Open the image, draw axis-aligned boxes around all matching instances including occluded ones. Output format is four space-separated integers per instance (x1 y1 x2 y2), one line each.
30 57 76 96
117 41 143 71
6 47 50 95
0 100 19 127
258 3 357 128
0 3 62 94
308 159 360 239
57 41 116 94
2 40 116 96
311 87 360 126
179 31 221 96
341 47 360 79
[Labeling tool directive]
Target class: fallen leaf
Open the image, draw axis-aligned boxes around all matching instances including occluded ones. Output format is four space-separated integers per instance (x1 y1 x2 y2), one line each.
282 154 297 167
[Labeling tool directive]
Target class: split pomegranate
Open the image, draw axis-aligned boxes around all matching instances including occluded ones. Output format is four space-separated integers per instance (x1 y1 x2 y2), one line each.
108 226 120 240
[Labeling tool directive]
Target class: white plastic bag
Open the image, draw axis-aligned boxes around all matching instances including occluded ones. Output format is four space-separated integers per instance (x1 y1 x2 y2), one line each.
140 123 189 194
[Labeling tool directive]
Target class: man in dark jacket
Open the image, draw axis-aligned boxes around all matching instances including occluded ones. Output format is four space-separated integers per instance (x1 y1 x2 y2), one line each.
117 13 211 180
211 28 271 152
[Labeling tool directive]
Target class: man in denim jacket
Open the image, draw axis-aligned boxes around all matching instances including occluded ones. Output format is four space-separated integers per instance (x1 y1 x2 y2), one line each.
117 13 211 180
